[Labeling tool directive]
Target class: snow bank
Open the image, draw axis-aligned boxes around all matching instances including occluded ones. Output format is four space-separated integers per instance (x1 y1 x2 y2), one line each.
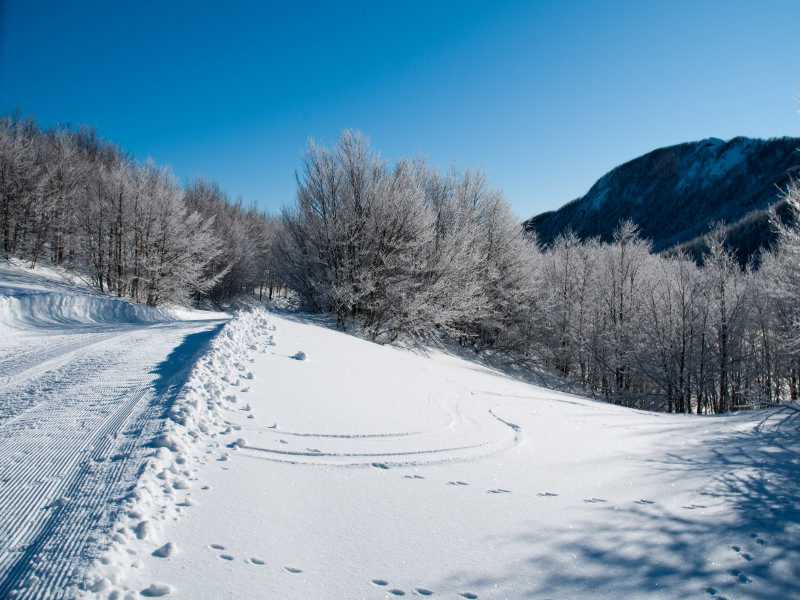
0 261 229 330
79 308 275 598
0 290 176 330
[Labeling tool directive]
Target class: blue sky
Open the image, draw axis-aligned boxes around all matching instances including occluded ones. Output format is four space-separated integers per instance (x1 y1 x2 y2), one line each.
1 1 799 217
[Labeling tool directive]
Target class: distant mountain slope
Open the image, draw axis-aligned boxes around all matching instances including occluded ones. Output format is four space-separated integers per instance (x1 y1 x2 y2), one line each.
525 137 800 261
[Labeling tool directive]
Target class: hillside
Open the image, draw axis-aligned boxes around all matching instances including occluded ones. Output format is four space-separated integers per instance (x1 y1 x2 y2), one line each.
525 137 800 261
0 265 798 599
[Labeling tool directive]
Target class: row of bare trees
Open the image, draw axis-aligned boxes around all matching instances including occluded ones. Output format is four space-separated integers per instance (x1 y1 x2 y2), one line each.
535 191 800 413
278 133 800 413
274 132 535 342
4 117 799 412
0 115 280 305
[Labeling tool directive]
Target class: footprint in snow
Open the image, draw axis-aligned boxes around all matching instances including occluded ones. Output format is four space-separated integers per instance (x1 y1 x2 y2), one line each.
141 583 173 597
447 481 469 486
220 554 235 561
537 492 558 497
682 503 707 510
371 462 390 470
729 569 751 583
583 497 607 503
635 499 655 505
388 590 406 596
371 579 389 586
488 488 511 494
284 566 303 574
209 544 225 550
249 558 265 565
152 542 176 558
403 474 425 480
414 587 434 596
460 593 478 599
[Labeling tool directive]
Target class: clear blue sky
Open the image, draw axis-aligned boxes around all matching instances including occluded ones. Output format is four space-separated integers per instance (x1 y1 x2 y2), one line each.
1 1 799 218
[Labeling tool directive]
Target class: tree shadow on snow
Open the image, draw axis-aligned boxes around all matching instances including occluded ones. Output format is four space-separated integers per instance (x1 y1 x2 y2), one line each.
435 406 800 599
149 321 226 416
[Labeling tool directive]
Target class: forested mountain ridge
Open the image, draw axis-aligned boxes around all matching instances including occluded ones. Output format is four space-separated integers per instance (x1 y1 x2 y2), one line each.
525 136 800 261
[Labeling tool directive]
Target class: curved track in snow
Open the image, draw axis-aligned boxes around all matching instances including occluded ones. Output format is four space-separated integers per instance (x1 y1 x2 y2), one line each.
0 317 226 599
242 397 523 469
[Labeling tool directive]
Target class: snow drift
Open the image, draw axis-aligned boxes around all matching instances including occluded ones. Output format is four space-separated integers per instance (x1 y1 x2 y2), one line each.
0 289 176 330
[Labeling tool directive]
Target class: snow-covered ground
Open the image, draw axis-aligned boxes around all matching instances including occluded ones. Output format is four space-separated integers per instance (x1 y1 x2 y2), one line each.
126 314 798 600
1 265 798 599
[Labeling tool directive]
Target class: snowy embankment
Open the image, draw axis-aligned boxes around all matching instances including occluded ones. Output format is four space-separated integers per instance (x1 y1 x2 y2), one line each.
120 312 798 600
0 262 223 331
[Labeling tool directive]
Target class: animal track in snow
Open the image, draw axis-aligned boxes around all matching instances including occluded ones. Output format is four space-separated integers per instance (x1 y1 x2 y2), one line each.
414 587 434 595
537 491 558 497
209 544 225 550
460 593 479 599
141 582 174 597
635 499 655 505
447 481 469 486
583 497 607 503
371 462 390 469
388 589 406 596
284 566 303 573
249 557 265 565
729 568 751 584
488 488 511 494
371 579 389 586
152 542 176 558
220 554 235 561
403 474 425 479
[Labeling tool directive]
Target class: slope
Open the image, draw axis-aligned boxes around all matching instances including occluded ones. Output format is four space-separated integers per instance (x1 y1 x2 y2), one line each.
118 311 799 600
525 137 800 261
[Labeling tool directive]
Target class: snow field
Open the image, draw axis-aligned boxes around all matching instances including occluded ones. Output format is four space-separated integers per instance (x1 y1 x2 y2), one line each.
125 312 799 600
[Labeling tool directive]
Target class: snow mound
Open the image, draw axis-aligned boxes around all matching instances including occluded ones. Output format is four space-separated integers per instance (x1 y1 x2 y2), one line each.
80 307 275 598
0 289 176 330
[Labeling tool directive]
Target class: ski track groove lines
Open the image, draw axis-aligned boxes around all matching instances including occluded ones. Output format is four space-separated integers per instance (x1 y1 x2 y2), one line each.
0 319 225 599
239 395 524 469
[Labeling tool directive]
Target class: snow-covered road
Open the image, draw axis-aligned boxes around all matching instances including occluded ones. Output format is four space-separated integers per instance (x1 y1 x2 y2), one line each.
0 266 227 598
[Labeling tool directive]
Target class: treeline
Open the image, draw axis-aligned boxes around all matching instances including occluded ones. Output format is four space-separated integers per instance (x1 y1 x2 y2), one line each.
0 115 280 305
274 132 535 344
536 218 800 413
4 117 799 413
278 133 800 413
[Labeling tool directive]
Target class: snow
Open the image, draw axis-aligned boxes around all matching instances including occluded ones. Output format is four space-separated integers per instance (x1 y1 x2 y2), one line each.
122 313 797 599
1 264 798 599
0 264 230 598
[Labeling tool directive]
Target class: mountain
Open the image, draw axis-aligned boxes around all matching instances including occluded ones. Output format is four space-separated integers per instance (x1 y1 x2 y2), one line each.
524 137 800 262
